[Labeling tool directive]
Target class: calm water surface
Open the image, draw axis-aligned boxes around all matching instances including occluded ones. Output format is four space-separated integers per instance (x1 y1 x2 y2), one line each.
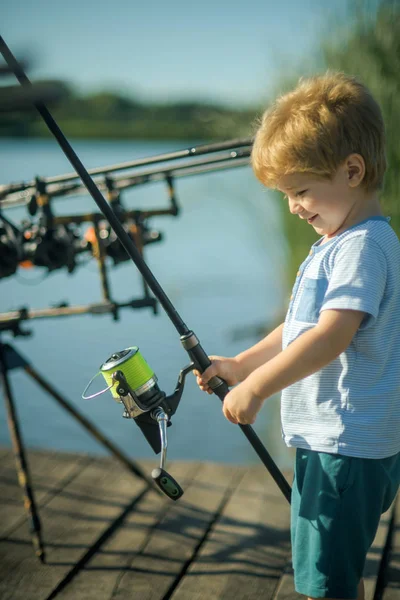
0 138 293 469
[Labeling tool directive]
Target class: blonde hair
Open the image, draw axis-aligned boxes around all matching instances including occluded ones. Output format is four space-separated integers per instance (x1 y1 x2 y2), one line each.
251 71 386 191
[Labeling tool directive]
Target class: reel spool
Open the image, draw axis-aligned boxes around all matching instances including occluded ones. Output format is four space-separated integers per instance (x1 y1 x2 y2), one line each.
100 347 162 415
83 346 195 501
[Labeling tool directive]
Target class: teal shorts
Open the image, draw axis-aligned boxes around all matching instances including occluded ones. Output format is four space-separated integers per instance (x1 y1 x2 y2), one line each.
291 448 400 599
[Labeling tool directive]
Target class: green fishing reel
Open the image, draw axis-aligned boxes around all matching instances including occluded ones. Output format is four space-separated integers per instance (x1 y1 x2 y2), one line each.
83 346 195 500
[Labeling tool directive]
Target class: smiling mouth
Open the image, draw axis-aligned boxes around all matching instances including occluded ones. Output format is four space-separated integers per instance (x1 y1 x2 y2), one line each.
307 215 318 224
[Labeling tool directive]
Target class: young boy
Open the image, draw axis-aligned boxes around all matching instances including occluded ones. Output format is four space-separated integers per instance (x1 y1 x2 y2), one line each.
195 72 400 600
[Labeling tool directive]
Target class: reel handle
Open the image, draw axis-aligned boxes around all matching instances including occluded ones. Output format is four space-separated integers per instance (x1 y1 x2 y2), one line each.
151 467 183 500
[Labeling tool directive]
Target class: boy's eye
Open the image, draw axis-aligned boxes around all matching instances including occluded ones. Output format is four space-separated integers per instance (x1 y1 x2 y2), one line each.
296 189 308 197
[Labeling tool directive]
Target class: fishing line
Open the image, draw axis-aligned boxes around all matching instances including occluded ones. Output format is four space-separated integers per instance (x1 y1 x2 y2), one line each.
0 36 291 504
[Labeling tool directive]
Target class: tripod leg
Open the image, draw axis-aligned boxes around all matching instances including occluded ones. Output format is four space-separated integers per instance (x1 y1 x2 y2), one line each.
0 352 45 563
24 363 159 491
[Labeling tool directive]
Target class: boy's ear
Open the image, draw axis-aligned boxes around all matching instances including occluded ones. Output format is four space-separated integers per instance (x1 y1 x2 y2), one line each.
346 154 365 187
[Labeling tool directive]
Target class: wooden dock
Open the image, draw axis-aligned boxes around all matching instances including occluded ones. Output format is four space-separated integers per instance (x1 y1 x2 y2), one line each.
0 447 398 600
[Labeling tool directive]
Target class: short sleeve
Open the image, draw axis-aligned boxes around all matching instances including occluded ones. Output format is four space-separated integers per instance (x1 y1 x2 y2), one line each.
321 235 387 329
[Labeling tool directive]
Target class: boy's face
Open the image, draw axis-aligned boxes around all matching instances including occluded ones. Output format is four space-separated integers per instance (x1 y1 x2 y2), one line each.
277 162 366 239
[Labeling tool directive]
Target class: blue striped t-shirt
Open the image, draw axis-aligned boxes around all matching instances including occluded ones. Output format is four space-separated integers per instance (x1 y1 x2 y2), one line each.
281 216 400 459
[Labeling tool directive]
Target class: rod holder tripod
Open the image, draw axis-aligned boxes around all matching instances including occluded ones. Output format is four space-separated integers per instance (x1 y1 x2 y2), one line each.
0 330 162 563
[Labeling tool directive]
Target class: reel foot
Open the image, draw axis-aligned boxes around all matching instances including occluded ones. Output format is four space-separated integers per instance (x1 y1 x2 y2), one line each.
151 467 183 500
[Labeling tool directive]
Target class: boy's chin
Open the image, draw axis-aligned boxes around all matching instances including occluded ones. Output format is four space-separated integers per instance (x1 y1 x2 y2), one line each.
311 223 325 234
314 224 341 238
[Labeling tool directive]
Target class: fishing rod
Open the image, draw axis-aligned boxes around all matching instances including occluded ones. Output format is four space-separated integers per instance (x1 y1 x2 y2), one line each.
0 36 291 504
0 298 157 329
0 137 252 199
0 150 251 208
115 154 251 192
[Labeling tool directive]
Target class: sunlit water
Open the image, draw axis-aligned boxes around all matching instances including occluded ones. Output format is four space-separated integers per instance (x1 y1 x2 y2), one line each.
0 138 294 469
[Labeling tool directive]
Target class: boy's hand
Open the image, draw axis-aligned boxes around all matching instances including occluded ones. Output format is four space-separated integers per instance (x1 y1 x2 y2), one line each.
194 355 264 424
222 380 264 425
193 355 241 393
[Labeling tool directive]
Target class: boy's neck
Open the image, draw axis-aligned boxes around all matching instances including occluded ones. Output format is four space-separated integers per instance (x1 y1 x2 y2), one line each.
355 190 383 218
347 191 383 225
322 191 383 244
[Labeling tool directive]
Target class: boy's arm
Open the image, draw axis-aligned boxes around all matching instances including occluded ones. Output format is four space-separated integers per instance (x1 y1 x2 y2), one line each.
235 322 284 381
249 309 364 399
223 309 365 424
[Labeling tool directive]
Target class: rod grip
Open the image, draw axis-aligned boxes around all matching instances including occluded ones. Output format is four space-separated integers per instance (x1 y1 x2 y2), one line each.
182 333 229 400
207 375 229 399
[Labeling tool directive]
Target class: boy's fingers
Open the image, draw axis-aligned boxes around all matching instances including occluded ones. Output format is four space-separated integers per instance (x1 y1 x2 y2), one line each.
200 364 217 384
193 356 220 383
223 404 238 424
195 375 211 394
194 358 221 394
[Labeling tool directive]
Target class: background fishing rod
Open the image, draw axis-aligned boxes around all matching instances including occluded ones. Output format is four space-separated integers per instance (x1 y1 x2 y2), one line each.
0 167 180 280
0 155 249 327
1 153 250 318
0 137 252 200
0 36 291 504
0 150 249 282
0 149 251 207
0 178 176 319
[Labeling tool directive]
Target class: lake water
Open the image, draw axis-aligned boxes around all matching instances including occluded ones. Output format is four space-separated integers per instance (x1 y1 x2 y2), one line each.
0 138 294 470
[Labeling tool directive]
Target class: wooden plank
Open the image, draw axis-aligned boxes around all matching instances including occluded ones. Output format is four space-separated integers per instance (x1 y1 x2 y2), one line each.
0 446 12 460
382 496 400 600
273 504 396 600
110 462 243 600
171 465 292 600
270 563 296 600
48 460 201 600
0 449 90 537
0 454 155 600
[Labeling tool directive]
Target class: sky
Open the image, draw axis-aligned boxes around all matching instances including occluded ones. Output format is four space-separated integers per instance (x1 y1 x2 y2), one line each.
2 0 353 107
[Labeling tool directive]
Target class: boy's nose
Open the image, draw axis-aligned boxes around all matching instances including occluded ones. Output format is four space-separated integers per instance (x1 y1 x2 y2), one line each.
288 197 301 215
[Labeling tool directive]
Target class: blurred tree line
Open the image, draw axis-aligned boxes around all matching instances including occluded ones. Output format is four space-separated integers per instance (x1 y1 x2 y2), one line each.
270 0 400 286
0 86 257 141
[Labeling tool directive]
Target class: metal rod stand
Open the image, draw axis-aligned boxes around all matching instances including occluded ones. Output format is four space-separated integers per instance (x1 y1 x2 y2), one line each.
0 342 45 562
0 341 161 562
